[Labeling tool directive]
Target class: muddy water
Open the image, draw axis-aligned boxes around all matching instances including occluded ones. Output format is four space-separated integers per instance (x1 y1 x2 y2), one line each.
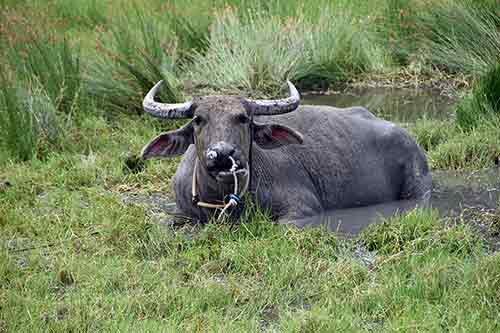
302 87 456 123
294 168 500 236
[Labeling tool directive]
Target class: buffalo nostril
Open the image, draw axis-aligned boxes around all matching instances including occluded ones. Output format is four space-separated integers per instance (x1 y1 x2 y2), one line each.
207 150 218 160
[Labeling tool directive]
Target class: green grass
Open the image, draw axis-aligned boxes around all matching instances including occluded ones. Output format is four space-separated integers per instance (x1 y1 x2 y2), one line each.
422 0 500 77
187 7 386 95
1 1 500 330
408 60 500 170
5 34 82 115
84 9 184 115
410 116 500 170
409 118 458 152
0 110 499 330
1 144 499 330
361 209 482 256
0 79 39 161
456 62 500 130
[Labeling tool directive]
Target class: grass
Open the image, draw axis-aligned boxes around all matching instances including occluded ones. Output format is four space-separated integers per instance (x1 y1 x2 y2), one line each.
422 0 500 77
187 6 386 95
0 107 499 330
410 115 500 170
85 9 184 115
408 60 500 170
1 142 499 330
456 62 500 130
1 0 500 330
360 209 482 256
8 37 82 116
0 79 39 161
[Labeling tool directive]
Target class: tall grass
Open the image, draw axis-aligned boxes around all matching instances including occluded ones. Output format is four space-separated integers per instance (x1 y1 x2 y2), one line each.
297 13 387 88
49 0 108 29
187 7 386 96
456 62 500 130
165 8 210 61
186 10 304 95
423 0 500 76
1 21 80 160
85 10 184 115
0 79 38 161
409 61 500 169
378 0 424 66
0 77 63 161
8 37 82 115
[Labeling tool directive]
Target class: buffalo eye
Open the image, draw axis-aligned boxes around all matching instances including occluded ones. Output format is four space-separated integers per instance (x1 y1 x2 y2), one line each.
193 115 205 126
237 114 249 124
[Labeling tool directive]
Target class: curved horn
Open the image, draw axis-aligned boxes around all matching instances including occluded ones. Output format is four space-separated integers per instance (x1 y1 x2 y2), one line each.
244 80 300 116
143 80 194 119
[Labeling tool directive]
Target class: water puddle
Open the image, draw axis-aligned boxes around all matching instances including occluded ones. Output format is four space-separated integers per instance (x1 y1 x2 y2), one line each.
302 87 456 123
294 168 500 236
431 168 500 214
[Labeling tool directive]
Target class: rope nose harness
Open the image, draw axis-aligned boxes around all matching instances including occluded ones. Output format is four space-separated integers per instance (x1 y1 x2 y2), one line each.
192 156 249 221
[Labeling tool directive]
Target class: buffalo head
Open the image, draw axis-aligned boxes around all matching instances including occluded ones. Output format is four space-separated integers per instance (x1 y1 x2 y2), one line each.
141 81 303 184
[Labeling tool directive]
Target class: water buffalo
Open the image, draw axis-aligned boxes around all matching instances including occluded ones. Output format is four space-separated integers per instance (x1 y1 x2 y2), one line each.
141 81 431 223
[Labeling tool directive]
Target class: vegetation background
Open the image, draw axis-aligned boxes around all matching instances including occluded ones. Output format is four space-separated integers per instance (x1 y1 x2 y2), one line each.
1 0 499 331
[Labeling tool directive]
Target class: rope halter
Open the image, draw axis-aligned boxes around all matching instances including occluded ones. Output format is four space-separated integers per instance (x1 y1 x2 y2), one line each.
192 156 249 221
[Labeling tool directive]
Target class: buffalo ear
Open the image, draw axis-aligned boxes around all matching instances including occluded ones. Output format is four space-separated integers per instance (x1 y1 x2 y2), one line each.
141 121 194 159
253 122 303 149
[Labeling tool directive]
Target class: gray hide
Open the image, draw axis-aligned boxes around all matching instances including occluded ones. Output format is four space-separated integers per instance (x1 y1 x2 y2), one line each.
142 97 432 224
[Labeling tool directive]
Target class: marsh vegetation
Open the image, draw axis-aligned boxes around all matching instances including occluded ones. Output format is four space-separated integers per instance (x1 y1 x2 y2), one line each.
1 0 500 331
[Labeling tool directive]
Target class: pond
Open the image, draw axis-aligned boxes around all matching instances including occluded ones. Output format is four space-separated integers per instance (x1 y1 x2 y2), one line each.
294 168 500 236
302 87 456 123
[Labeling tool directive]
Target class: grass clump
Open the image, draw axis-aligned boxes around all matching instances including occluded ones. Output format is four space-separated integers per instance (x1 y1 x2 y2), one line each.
0 33 80 161
49 0 108 29
409 62 500 170
409 118 458 152
186 10 304 95
187 7 386 96
456 62 500 130
85 10 183 115
423 0 500 76
378 0 424 66
297 12 386 89
361 209 482 256
0 73 65 162
428 120 500 170
8 37 82 115
0 80 39 161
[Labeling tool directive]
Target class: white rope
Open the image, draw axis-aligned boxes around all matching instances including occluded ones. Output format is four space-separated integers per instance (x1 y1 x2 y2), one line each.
218 156 240 221
191 157 249 220
229 156 238 194
218 198 238 219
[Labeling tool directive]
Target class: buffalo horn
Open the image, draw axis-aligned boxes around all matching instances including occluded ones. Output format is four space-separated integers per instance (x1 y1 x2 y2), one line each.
143 80 193 119
244 80 300 116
